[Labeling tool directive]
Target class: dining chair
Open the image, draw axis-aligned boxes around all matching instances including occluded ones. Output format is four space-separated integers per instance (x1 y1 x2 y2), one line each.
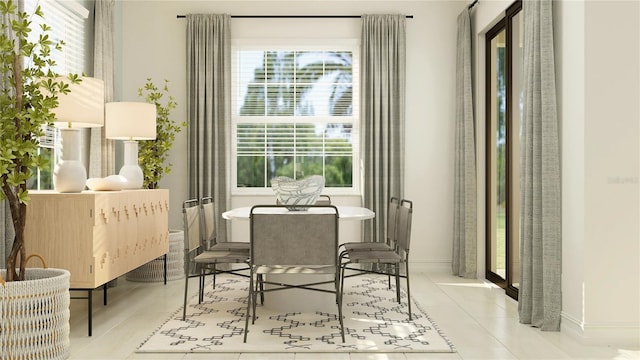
315 194 331 205
275 194 331 206
181 199 250 321
243 204 344 343
339 197 399 255
200 197 251 289
340 199 414 319
201 197 250 252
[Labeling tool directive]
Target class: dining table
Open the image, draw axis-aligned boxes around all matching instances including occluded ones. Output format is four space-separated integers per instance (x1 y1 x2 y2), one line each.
222 204 375 312
222 205 374 221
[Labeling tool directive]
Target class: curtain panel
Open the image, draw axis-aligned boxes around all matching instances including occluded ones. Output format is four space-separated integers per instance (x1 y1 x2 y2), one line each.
89 0 116 178
518 0 562 331
186 14 231 242
452 8 477 279
360 14 406 245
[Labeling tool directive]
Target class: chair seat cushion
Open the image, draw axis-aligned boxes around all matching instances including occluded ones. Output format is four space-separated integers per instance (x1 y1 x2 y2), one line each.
345 250 402 264
210 242 250 251
343 242 393 252
255 265 336 275
194 250 249 263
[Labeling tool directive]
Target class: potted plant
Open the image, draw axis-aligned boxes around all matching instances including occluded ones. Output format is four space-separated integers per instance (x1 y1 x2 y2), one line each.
126 78 186 283
0 1 74 358
137 78 186 189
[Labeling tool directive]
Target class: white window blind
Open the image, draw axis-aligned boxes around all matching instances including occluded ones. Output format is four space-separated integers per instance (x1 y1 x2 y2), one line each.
25 0 89 75
24 0 91 190
232 43 359 192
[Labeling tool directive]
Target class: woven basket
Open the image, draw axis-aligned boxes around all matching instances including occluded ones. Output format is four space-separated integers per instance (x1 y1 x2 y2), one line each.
126 230 185 282
0 268 70 360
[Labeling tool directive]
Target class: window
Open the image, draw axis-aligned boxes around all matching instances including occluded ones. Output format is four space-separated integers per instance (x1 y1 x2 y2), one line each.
232 42 359 193
24 0 91 190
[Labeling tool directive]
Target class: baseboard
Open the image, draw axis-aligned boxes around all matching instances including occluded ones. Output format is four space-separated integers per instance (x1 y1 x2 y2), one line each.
561 312 640 347
410 260 452 273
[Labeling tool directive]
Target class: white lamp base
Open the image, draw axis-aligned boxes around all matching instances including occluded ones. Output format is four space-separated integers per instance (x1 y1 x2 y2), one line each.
120 140 144 189
54 128 87 193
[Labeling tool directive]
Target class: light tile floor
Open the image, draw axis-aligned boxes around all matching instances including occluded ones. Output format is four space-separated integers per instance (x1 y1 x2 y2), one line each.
68 269 639 360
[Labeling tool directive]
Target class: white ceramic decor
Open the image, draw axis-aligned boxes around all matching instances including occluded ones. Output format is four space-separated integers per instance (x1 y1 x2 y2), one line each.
271 175 324 210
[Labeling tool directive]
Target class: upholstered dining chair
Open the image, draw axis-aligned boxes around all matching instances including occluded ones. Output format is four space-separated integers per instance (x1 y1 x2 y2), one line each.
201 197 250 252
243 204 344 343
274 194 331 206
339 197 399 255
315 194 332 205
182 199 250 321
200 197 251 289
340 199 414 320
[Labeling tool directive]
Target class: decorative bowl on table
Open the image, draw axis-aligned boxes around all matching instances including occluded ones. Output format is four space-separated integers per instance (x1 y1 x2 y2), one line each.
271 175 325 211
86 175 128 191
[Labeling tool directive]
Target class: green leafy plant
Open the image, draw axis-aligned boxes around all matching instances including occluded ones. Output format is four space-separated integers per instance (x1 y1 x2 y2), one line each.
0 0 80 281
137 78 186 189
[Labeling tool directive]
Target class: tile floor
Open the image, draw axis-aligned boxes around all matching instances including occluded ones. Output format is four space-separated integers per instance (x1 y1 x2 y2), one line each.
68 269 639 360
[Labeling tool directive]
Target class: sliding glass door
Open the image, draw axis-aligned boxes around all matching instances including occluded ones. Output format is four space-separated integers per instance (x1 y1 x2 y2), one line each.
485 1 522 299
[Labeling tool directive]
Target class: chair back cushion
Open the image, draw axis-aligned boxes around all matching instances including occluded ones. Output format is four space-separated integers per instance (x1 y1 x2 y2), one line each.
201 201 216 247
396 200 413 252
250 206 338 267
183 204 201 253
386 197 400 245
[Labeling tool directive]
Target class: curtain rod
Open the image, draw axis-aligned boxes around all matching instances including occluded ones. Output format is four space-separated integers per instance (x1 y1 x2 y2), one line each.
468 0 479 10
176 14 413 19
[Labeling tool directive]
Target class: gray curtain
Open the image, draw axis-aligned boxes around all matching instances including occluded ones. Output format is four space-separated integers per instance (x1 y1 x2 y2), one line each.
89 0 115 178
518 0 562 331
452 8 477 279
186 14 231 242
361 14 406 244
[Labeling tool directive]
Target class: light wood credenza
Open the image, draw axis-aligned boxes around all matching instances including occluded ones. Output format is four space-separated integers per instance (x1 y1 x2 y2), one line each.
24 189 170 335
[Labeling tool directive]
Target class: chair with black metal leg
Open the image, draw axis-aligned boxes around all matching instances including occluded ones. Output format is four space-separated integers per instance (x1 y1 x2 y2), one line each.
339 197 400 255
200 197 250 289
181 199 250 321
340 199 413 319
243 204 344 343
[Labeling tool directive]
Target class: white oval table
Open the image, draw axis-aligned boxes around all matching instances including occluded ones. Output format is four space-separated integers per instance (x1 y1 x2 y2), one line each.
222 205 374 221
222 205 374 312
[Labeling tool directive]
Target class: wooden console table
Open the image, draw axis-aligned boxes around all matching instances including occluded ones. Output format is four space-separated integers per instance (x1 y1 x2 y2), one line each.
24 189 169 335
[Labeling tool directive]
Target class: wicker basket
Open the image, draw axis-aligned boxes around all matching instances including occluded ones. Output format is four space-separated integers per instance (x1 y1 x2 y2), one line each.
0 268 70 360
126 230 185 282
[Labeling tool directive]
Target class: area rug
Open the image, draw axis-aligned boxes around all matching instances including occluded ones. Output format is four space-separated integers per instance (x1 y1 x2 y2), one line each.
138 276 455 353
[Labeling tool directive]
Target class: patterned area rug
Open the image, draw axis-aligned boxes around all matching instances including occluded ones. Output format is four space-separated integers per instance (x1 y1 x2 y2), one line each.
138 276 455 353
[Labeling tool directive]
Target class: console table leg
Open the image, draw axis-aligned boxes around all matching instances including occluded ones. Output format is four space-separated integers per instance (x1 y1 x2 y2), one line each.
103 283 108 306
164 253 168 285
88 290 93 337
71 288 94 336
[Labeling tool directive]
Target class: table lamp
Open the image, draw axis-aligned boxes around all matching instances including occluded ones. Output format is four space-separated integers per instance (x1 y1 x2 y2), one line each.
51 77 105 193
105 102 157 189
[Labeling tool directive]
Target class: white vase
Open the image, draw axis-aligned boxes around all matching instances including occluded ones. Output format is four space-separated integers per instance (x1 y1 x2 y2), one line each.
0 268 70 360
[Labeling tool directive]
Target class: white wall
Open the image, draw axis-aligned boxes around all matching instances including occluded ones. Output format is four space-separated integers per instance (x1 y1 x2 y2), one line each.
117 0 465 268
580 0 639 345
554 0 586 344
556 0 640 346
474 0 640 346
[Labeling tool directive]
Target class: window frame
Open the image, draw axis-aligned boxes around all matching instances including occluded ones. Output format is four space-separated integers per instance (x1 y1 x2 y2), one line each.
231 39 360 196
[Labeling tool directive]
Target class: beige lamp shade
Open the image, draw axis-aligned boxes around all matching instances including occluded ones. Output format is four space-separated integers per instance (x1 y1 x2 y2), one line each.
52 77 105 128
105 102 157 140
